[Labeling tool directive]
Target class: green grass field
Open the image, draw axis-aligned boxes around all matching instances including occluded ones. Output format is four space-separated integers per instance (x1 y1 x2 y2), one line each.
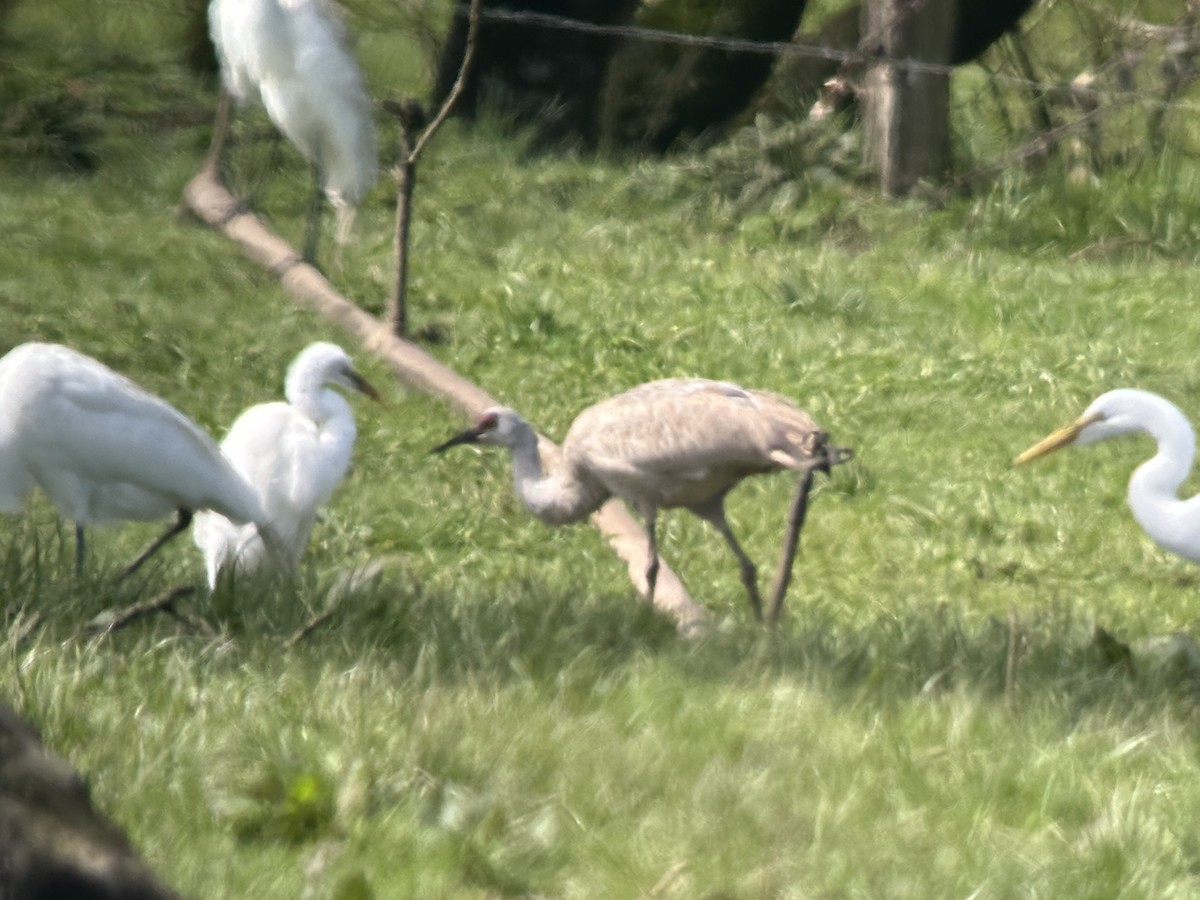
5 1 1200 897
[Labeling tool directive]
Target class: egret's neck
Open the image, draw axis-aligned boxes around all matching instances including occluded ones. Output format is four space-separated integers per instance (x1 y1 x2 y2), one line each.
288 373 352 429
1127 409 1200 561
505 425 606 525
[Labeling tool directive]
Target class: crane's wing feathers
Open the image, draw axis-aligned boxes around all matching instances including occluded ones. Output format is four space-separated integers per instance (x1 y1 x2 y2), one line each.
565 379 826 509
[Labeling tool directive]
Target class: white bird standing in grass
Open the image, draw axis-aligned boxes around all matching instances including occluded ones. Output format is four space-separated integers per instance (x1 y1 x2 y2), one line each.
1015 388 1200 564
207 0 377 261
432 378 851 620
0 342 284 579
193 342 380 588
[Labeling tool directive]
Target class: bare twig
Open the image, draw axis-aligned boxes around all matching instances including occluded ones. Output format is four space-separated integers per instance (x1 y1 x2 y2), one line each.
388 0 482 337
181 167 708 636
83 586 200 638
283 608 336 649
765 446 854 626
411 0 482 163
764 470 815 626
955 101 1119 189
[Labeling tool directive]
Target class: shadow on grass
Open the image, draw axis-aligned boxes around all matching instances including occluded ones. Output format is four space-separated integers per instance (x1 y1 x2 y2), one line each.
234 566 1200 722
5 527 1195 718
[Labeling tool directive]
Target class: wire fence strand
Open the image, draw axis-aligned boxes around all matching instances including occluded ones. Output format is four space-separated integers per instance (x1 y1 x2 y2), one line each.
443 3 1200 113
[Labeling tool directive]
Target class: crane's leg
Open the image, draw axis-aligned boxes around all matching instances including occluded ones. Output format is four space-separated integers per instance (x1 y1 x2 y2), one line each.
74 523 86 577
643 509 661 605
117 509 193 583
697 502 763 621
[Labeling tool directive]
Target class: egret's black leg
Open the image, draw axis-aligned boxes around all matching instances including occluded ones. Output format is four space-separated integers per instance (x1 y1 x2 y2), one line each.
302 163 323 263
74 523 86 577
205 90 233 172
117 509 193 582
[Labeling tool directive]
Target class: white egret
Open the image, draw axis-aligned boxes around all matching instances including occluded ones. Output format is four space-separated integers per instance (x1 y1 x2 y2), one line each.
207 0 377 261
193 342 380 588
432 378 851 619
0 342 284 578
1014 388 1200 563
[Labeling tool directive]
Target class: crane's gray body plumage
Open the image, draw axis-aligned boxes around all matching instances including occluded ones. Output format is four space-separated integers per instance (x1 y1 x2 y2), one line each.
434 378 835 618
561 379 827 516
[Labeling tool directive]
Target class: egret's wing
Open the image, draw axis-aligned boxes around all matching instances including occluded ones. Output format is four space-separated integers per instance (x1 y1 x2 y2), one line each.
0 354 35 512
192 507 256 588
293 0 375 204
14 348 260 523
258 0 376 207
209 0 292 102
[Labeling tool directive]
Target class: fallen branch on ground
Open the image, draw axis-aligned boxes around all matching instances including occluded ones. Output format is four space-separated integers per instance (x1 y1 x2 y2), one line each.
283 608 336 649
83 586 203 638
182 164 707 637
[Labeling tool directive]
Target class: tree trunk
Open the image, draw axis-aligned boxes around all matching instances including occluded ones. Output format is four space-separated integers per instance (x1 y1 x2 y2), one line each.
433 0 641 148
0 704 182 900
863 0 956 195
600 0 810 154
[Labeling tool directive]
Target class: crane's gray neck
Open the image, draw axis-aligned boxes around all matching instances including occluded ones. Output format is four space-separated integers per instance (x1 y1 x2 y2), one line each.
505 422 607 525
1127 403 1200 560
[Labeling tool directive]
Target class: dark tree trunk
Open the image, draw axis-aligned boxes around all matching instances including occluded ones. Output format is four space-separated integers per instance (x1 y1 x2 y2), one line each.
430 0 1037 153
599 0 811 154
0 703 182 900
757 4 861 118
432 0 641 148
758 0 1037 117
181 0 219 78
951 0 1036 64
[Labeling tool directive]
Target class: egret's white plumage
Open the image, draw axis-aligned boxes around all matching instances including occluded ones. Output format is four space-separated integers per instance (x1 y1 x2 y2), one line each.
432 378 847 618
0 342 282 576
208 0 377 255
193 342 379 588
1015 388 1200 564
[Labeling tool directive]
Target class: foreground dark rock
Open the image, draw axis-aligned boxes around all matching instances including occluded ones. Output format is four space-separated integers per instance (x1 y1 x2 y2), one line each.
0 703 181 900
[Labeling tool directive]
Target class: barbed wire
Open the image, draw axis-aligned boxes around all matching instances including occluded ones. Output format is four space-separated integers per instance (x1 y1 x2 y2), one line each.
443 3 1200 113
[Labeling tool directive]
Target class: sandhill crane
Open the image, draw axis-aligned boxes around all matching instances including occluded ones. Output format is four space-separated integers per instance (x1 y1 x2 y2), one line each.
432 378 852 620
207 0 377 262
0 342 285 579
193 342 380 588
1015 388 1200 564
